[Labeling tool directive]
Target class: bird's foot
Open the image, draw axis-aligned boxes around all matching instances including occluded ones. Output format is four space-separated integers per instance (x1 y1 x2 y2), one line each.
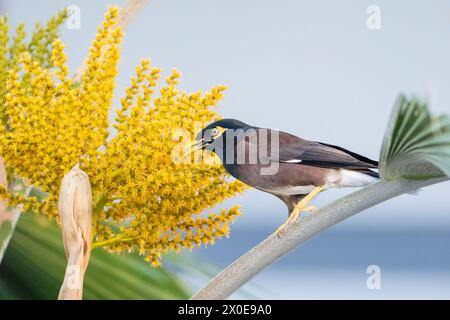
276 186 325 238
276 210 300 238
302 206 318 215
275 206 318 238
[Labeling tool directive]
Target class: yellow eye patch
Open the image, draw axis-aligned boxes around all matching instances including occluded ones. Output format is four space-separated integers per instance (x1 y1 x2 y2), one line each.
215 126 226 136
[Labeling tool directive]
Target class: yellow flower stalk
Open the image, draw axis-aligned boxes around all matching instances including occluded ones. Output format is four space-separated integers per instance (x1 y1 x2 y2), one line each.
0 7 246 266
0 10 67 126
0 9 67 264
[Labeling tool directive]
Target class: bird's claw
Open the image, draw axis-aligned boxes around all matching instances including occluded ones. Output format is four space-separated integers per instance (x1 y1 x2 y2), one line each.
275 211 300 238
302 206 318 215
275 206 319 238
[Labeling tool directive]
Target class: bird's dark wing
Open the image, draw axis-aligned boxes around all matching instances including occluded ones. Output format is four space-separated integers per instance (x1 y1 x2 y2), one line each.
266 130 378 169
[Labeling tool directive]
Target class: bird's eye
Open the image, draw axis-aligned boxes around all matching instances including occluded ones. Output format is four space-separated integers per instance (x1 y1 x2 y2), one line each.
211 128 220 136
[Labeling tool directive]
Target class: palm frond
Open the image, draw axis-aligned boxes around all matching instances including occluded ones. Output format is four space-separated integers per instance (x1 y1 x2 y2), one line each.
380 95 450 181
0 214 191 299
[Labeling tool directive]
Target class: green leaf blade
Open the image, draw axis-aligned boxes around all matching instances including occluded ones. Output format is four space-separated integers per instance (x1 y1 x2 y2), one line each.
380 95 450 181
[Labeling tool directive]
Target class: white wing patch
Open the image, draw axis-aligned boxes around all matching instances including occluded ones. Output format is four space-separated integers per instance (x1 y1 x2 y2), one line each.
282 159 303 163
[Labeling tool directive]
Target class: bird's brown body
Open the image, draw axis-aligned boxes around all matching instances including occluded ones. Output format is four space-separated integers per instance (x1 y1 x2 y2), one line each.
231 161 331 211
194 119 379 215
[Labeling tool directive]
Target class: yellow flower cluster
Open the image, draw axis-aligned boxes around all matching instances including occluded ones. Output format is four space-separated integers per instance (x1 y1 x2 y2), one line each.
0 10 67 126
0 7 246 266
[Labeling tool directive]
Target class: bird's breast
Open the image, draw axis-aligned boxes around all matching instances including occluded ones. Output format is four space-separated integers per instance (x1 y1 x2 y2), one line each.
257 184 317 196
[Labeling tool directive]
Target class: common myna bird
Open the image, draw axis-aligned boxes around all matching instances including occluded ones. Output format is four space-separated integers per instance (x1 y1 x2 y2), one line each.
190 119 379 235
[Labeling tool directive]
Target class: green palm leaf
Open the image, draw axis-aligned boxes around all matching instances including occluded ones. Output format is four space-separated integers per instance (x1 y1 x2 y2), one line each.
380 95 450 181
0 214 191 299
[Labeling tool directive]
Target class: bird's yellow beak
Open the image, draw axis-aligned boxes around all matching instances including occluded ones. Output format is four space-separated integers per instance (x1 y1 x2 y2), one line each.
184 139 206 154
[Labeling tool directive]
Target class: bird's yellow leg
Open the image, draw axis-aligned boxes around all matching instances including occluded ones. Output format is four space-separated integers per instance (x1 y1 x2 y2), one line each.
276 186 325 237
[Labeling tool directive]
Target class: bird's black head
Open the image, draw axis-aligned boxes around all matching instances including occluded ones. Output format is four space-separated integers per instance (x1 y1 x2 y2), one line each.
191 118 250 152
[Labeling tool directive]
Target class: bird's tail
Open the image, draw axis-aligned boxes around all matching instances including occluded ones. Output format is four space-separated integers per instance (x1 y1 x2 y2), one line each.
358 169 379 179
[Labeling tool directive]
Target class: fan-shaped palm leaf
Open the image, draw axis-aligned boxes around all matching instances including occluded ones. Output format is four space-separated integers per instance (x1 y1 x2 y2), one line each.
380 95 450 181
